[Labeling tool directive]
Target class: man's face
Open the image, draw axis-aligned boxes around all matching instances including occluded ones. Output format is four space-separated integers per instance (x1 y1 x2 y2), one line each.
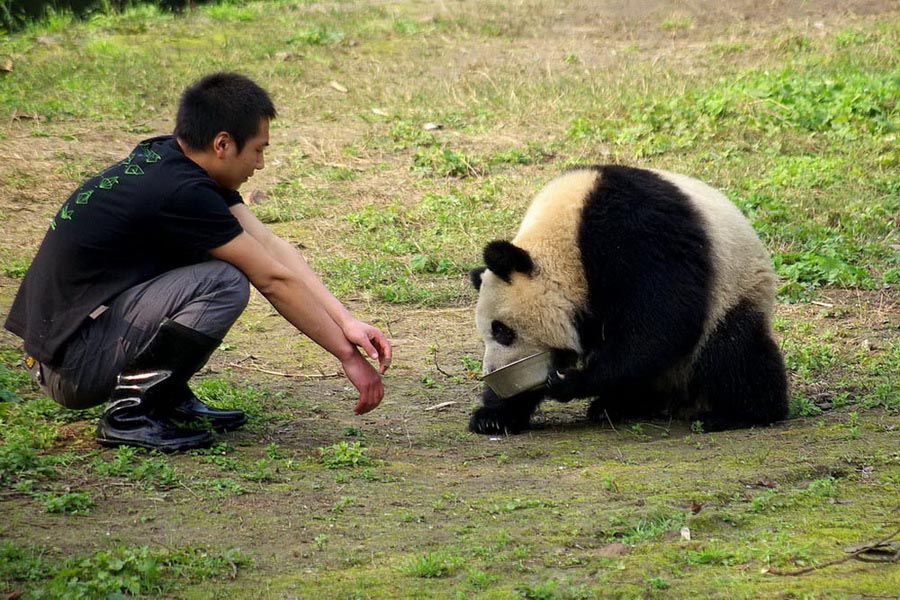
219 118 269 191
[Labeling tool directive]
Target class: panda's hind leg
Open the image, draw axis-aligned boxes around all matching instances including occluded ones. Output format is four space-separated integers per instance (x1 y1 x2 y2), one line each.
691 300 789 431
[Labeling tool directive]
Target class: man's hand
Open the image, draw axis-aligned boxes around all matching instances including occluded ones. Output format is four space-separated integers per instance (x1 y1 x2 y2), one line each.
341 319 392 374
342 352 385 415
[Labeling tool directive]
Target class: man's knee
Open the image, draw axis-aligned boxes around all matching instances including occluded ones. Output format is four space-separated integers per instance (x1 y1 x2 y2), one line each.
216 261 251 310
198 260 250 310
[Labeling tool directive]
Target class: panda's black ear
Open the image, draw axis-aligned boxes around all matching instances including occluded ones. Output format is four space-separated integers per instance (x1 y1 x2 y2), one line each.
470 266 487 290
483 240 534 283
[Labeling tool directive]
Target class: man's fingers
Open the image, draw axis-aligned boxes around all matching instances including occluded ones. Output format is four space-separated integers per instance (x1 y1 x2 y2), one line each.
354 381 384 415
359 337 379 361
353 393 381 415
372 333 392 372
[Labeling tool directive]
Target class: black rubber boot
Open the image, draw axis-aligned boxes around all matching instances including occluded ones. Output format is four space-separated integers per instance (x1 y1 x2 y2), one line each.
96 318 223 452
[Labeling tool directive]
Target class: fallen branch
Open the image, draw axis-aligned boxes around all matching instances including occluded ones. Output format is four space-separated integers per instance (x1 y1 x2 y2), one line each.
767 526 900 576
225 362 342 380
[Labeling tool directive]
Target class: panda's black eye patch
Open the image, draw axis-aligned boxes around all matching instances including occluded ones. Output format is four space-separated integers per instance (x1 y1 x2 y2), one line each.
491 320 516 346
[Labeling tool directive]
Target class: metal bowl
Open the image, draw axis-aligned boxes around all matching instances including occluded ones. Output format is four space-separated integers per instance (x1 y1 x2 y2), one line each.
483 351 553 399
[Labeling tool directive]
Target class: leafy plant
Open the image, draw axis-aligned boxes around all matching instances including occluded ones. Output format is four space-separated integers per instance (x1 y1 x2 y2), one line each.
1 257 29 278
242 458 279 483
291 25 345 46
0 542 249 597
91 446 181 489
684 545 737 566
603 510 685 544
38 490 94 515
318 441 372 469
412 147 482 178
790 392 824 418
404 551 462 578
192 378 265 418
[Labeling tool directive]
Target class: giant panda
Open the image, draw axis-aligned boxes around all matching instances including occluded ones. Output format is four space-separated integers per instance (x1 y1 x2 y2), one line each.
469 165 789 434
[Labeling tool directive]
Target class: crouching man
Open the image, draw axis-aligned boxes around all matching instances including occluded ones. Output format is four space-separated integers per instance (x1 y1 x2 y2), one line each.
4 72 391 452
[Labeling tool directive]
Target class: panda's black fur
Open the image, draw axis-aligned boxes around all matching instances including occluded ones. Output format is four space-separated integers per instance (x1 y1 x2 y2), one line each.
469 165 789 435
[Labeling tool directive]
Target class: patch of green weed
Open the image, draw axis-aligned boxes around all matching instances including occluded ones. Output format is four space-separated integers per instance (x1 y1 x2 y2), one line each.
0 363 28 403
192 378 265 418
203 1 260 22
318 441 372 469
195 476 246 498
37 489 94 515
291 25 345 46
242 458 280 483
603 509 686 544
684 544 737 566
91 446 181 489
1 257 29 279
0 542 249 598
404 550 463 578
660 16 693 32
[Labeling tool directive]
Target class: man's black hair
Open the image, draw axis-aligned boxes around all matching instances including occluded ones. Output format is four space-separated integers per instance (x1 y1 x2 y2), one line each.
174 72 277 153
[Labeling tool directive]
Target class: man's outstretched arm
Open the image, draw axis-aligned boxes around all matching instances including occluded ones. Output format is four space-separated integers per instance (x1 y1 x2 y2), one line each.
210 227 384 414
229 203 392 373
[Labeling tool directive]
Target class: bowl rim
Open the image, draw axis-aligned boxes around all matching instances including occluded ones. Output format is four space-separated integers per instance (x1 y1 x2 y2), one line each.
484 351 552 376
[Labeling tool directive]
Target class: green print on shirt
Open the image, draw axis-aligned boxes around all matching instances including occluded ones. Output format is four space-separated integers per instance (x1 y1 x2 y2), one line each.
142 149 161 163
99 176 119 190
52 146 151 227
75 190 93 205
136 142 161 163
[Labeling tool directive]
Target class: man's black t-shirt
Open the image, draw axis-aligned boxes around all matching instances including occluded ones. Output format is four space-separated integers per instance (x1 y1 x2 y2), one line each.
4 136 244 364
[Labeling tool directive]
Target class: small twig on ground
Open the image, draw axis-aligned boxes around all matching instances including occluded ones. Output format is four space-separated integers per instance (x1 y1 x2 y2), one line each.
399 406 413 449
226 362 341 379
767 526 900 576
229 353 257 365
636 421 672 434
424 401 456 411
603 410 618 433
178 481 200 500
430 347 453 378
378 317 401 338
810 300 835 308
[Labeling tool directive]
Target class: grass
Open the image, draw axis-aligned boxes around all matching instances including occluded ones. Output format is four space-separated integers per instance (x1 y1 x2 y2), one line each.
0 541 249 598
0 1 898 598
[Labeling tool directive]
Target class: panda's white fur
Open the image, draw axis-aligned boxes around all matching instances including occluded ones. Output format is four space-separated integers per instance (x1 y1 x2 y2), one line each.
475 170 595 372
470 165 788 434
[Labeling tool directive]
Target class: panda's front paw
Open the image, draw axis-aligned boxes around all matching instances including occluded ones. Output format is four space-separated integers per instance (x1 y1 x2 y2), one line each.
545 369 578 402
468 406 528 435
